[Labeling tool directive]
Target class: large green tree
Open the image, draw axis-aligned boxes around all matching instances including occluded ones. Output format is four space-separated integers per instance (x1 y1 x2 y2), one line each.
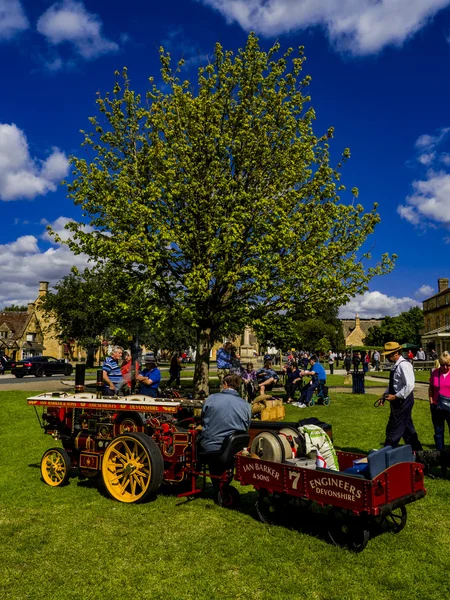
55 34 394 394
365 307 424 347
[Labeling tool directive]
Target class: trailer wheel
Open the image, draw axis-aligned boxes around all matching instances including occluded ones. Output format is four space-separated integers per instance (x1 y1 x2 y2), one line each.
256 490 284 525
41 447 71 487
102 433 163 503
216 485 240 509
327 508 370 553
380 505 407 533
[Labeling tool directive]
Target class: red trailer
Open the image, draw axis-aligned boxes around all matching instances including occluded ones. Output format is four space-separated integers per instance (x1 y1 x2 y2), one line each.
234 448 426 551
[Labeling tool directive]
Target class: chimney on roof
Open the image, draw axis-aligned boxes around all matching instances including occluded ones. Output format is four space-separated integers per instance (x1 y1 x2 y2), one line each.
438 278 449 293
38 281 49 296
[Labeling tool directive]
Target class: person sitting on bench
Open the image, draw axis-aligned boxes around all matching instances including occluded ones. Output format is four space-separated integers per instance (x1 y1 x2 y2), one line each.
255 361 279 396
299 355 326 407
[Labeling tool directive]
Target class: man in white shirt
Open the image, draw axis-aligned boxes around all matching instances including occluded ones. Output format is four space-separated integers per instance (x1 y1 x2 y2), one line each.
415 348 426 361
381 341 423 451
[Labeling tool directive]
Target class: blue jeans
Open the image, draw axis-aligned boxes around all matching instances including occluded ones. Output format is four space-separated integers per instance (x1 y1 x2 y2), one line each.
430 403 450 450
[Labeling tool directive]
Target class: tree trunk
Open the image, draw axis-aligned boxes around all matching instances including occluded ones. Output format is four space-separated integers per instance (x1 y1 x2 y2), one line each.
193 327 212 398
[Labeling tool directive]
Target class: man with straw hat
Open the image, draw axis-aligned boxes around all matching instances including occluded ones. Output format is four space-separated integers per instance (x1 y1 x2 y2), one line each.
380 341 423 451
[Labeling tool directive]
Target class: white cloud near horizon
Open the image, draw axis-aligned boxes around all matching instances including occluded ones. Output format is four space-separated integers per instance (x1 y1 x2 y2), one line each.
199 0 450 55
339 291 420 319
415 284 434 298
0 0 28 40
0 218 90 307
37 0 118 60
399 126 450 226
0 123 69 201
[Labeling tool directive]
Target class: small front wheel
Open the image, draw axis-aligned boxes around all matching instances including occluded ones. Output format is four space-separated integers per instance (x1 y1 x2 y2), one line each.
41 448 71 487
216 485 240 509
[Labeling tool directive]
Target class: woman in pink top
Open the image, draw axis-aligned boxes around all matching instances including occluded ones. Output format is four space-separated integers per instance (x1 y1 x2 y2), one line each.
428 351 450 450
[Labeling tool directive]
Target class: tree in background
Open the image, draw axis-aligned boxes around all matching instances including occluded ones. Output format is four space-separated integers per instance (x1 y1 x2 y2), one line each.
316 336 331 357
254 304 345 352
41 266 198 365
54 34 394 394
365 307 424 347
0 305 28 312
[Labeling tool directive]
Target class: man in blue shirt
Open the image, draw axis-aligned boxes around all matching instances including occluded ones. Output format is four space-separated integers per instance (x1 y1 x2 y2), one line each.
199 373 251 452
216 342 233 386
136 354 161 397
298 355 327 407
102 346 124 396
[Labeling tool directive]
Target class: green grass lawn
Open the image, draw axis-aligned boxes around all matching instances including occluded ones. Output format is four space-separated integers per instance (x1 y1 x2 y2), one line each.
369 370 432 384
1 390 448 600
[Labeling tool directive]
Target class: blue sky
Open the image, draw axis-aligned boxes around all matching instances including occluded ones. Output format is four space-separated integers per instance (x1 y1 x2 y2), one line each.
1 0 450 318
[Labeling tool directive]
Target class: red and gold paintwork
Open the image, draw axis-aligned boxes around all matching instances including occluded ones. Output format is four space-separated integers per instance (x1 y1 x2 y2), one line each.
29 391 426 550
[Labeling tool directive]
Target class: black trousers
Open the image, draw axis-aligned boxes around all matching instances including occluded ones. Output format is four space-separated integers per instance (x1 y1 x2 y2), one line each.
384 395 422 451
285 381 301 401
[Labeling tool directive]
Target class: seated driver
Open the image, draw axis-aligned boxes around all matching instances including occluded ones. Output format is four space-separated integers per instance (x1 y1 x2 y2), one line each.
299 355 327 407
199 373 251 453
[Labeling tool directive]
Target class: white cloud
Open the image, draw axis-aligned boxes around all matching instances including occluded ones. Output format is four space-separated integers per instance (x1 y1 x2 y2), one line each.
37 0 118 60
0 123 69 201
0 219 90 307
414 127 450 150
397 204 420 225
0 0 28 40
415 284 434 298
399 171 450 225
339 291 420 318
199 0 450 55
417 152 435 165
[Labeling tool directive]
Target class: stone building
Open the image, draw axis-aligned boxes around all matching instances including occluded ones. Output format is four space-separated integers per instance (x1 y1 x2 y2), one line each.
421 278 450 354
0 281 85 362
340 314 383 347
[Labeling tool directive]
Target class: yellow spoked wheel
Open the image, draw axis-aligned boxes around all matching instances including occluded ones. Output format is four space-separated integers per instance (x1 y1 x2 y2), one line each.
41 447 71 487
102 433 164 503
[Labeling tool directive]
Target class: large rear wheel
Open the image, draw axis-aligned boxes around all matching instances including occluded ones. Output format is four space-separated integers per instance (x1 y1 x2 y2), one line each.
41 448 71 487
102 433 164 503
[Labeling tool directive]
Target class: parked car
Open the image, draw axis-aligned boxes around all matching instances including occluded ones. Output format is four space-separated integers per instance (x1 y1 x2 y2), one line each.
11 356 73 378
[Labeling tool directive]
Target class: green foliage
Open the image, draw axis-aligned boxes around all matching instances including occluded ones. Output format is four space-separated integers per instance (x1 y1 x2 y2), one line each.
365 307 424 346
1 304 27 312
316 336 331 356
254 303 345 351
55 33 394 393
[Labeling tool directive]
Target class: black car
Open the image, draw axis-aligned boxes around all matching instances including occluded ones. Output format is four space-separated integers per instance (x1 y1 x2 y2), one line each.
11 356 73 378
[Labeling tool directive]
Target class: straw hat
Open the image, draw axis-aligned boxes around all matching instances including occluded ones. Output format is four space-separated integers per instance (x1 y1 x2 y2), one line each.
381 341 403 356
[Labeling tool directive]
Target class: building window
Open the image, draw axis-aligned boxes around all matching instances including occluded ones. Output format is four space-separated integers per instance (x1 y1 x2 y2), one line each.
0 331 7 339
26 333 36 342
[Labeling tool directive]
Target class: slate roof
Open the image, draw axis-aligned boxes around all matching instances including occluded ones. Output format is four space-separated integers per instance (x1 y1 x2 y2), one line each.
0 311 32 341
